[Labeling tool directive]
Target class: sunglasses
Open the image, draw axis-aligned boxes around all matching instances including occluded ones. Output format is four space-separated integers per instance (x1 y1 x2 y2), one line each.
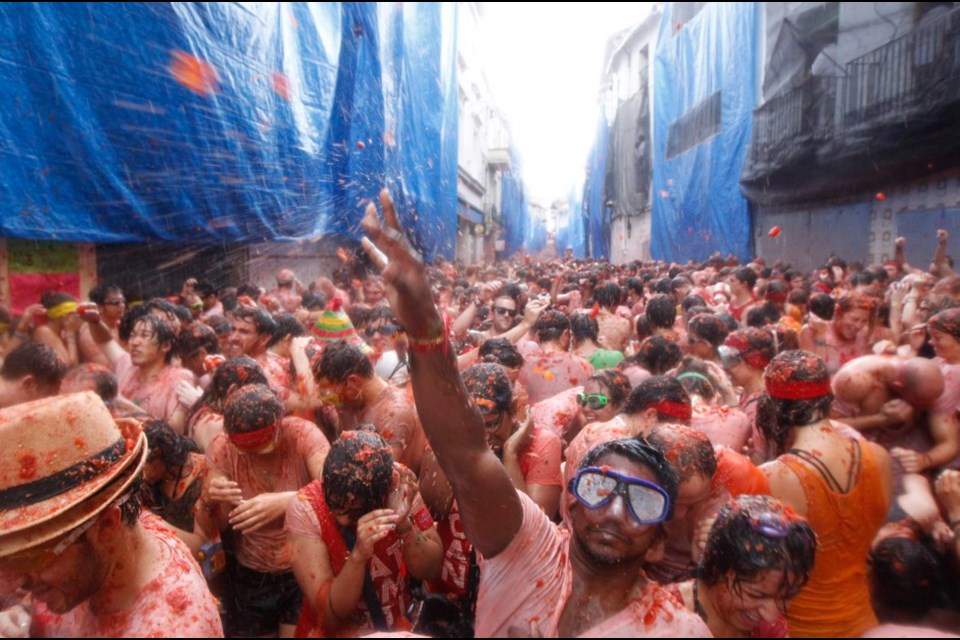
492 306 516 318
364 323 401 337
568 467 671 525
577 393 610 410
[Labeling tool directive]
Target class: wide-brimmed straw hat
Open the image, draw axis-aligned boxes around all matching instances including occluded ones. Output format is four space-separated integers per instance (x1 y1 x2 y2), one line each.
0 391 147 557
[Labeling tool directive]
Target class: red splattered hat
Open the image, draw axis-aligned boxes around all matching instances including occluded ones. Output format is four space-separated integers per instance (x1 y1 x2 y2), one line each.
0 392 147 556
763 350 832 400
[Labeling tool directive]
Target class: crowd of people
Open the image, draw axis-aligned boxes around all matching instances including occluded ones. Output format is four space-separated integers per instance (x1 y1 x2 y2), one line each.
1 188 959 637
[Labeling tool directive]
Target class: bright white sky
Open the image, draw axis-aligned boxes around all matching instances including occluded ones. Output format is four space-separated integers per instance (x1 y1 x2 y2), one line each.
478 3 653 204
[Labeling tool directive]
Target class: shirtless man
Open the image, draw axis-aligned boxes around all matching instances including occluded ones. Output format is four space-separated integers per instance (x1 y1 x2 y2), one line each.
265 268 303 314
799 291 873 376
313 339 427 474
594 281 631 352
518 310 594 404
0 393 222 637
358 188 709 637
832 355 956 475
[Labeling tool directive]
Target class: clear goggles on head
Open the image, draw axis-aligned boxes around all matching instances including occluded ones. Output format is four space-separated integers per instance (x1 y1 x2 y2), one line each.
568 467 671 525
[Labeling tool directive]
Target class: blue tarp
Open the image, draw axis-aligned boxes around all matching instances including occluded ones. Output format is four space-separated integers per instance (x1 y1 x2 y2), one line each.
0 2 458 260
583 113 610 260
556 181 586 258
501 147 530 256
651 2 756 263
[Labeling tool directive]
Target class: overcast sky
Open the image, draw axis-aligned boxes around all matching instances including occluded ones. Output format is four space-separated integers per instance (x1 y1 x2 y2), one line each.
478 3 653 204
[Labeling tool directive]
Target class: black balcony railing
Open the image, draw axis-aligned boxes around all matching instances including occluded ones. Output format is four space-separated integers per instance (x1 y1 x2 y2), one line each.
748 76 838 167
743 6 960 200
843 8 960 127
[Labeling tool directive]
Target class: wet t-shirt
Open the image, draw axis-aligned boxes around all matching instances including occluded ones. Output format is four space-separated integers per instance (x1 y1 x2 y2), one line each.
206 417 329 572
691 404 751 452
257 351 292 402
519 427 563 488
356 384 426 475
32 514 223 638
114 352 194 423
519 349 594 406
531 387 582 440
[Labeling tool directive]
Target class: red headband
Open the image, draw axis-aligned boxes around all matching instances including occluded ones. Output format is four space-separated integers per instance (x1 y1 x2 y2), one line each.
229 423 280 450
765 378 832 400
651 400 693 421
724 334 771 370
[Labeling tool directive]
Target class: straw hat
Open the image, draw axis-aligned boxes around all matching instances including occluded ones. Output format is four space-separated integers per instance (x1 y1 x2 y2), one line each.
312 298 372 355
0 391 147 557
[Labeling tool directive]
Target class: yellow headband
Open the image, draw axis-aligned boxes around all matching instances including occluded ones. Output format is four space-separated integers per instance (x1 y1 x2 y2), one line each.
46 301 78 320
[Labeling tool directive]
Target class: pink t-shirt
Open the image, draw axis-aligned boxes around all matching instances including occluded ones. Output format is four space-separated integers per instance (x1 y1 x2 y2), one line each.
32 514 223 638
519 349 594 406
114 352 194 423
520 427 563 487
476 493 711 638
531 387 582 440
206 417 329 572
257 351 292 402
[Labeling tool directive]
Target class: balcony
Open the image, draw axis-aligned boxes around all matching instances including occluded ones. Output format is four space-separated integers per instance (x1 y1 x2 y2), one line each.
843 8 960 128
742 7 960 205
486 147 512 170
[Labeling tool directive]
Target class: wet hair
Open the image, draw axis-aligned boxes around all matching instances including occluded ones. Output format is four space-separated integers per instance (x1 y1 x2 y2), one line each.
0 342 67 391
223 383 283 436
647 423 717 481
625 278 644 296
757 351 833 455
681 295 709 316
622 336 683 375
40 291 77 309
195 281 217 298
301 291 327 311
746 303 779 328
185 356 268 427
462 362 513 415
177 322 220 359
786 289 808 306
144 419 199 469
808 293 836 321
570 312 600 344
314 339 374 383
118 305 151 342
269 313 305 347
699 495 817 608
237 283 262 300
635 314 652 342
621 375 691 420
726 328 777 370
836 291 875 316
646 294 677 329
688 313 729 348
478 338 524 369
534 310 570 343
587 369 632 409
733 267 758 289
143 298 180 324
716 312 738 332
671 276 692 293
88 283 123 306
928 308 960 341
869 532 947 619
580 436 679 520
204 314 233 337
61 363 118 401
674 356 717 399
128 314 178 364
234 306 277 337
322 430 394 517
651 278 673 295
595 282 622 310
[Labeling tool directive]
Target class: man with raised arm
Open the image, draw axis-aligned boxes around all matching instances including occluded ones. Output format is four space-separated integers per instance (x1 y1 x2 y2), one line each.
359 189 708 638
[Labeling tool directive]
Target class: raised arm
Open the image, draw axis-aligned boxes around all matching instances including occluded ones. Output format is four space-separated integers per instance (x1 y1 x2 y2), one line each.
360 189 522 558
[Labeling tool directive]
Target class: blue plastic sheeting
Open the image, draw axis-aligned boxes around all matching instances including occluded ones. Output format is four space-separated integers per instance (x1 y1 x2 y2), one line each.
583 113 610 260
651 3 757 263
556 182 587 258
501 148 530 256
0 3 458 260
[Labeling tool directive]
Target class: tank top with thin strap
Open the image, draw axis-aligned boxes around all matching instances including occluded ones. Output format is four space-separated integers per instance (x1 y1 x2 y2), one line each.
780 439 886 638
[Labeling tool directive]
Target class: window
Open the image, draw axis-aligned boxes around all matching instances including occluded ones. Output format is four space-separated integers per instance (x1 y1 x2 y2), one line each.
666 91 721 159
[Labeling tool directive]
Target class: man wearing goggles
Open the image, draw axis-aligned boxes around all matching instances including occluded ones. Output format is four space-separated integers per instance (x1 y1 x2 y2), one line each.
358 189 709 638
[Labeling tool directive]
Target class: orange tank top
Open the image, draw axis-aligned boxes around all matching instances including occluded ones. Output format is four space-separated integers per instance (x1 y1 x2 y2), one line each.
780 440 886 638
